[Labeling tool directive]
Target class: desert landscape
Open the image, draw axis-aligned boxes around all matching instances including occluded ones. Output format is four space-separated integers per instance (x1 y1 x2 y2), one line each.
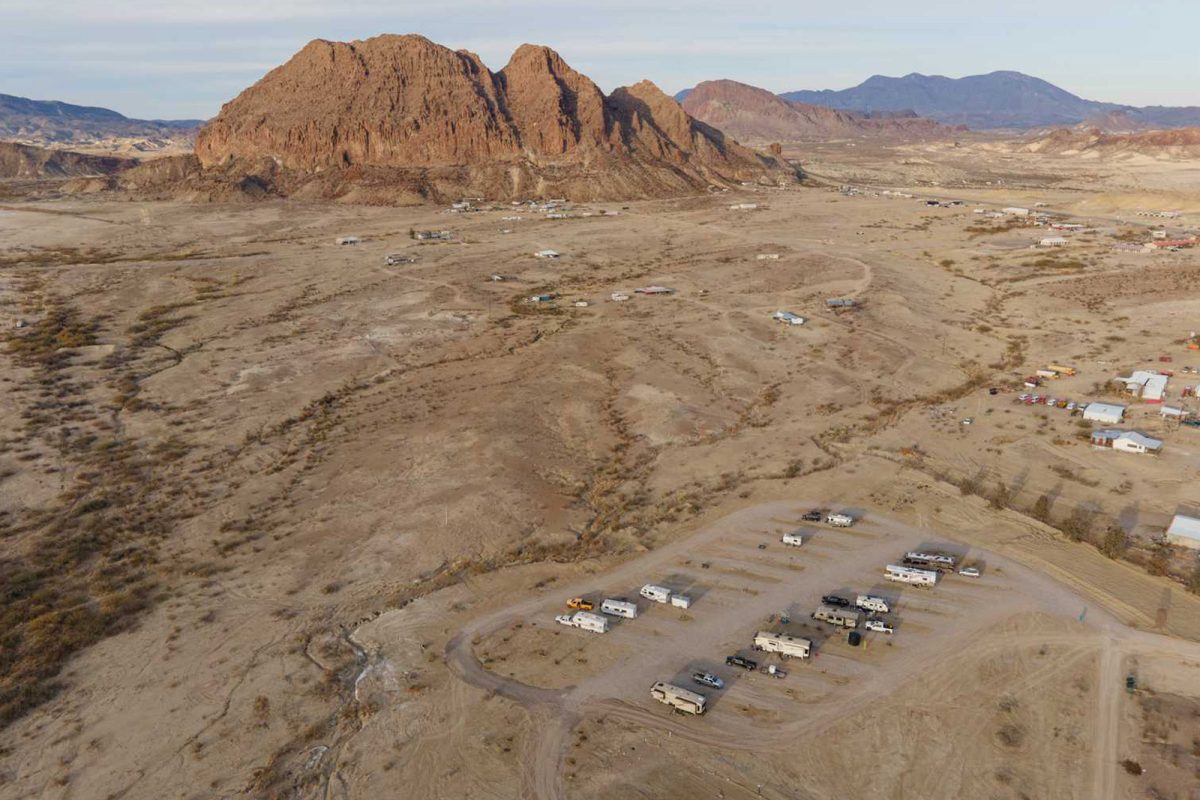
2 27 1200 800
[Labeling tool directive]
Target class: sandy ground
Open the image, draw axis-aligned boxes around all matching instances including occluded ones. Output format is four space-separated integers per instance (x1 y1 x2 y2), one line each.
2 144 1200 799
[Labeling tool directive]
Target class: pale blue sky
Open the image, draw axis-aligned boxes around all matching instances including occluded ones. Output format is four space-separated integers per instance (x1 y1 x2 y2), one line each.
2 0 1196 119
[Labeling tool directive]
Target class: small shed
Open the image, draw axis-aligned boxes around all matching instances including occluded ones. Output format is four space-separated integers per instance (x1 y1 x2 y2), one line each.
773 310 806 326
1083 402 1126 425
1166 514 1200 549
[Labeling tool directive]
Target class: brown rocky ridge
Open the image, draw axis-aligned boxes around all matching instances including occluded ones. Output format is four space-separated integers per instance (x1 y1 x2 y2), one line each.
179 35 795 202
0 141 134 180
681 79 963 143
1024 126 1200 157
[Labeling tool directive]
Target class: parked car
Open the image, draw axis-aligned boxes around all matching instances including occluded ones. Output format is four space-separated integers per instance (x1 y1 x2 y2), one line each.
821 595 851 608
864 618 894 634
692 672 724 689
725 655 758 671
801 510 823 522
958 567 981 578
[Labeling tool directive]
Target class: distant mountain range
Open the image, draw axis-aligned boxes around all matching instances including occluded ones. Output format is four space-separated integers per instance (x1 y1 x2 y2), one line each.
780 72 1200 130
0 93 201 149
680 80 960 143
678 71 1200 130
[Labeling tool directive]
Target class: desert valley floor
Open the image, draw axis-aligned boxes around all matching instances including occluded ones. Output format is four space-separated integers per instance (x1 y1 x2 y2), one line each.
2 144 1200 799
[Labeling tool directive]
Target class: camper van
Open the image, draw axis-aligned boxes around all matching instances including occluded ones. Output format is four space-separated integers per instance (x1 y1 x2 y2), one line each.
781 531 804 547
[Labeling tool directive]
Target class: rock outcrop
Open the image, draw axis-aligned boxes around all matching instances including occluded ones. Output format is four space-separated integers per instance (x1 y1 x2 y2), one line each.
193 35 794 202
681 80 959 143
0 141 134 179
1024 126 1200 158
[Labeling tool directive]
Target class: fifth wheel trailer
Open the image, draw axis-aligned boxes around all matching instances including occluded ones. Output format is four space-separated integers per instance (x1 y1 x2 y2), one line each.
569 611 609 633
639 585 672 604
600 599 639 618
650 682 707 715
884 564 938 587
813 605 860 628
855 595 890 614
902 551 957 573
753 631 812 659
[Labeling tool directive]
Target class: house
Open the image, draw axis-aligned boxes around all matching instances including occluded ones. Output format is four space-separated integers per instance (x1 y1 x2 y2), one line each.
534 250 561 259
773 310 806 326
610 292 629 302
1082 402 1126 425
1166 514 1200 549
826 298 857 308
1090 429 1162 453
1161 405 1189 418
1122 370 1168 403
415 230 453 241
729 203 759 211
634 286 674 295
1039 237 1069 248
1145 238 1198 250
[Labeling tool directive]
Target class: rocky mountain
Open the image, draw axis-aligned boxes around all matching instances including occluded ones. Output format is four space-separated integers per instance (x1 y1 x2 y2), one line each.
0 141 134 179
0 93 200 151
680 79 959 143
777 71 1200 130
1025 126 1200 158
193 35 794 202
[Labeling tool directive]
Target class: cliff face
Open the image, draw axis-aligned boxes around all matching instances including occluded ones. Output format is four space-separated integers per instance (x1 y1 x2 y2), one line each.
193 35 794 201
681 79 958 143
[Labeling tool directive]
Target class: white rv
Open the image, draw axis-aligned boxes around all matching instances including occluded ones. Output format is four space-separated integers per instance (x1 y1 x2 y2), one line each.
826 513 854 527
639 585 672 604
753 631 812 659
600 599 639 618
570 611 609 634
650 682 707 715
884 564 938 587
855 595 890 614
781 531 804 547
813 605 860 628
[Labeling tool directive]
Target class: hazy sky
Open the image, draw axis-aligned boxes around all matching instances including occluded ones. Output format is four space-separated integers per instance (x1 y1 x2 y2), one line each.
3 0 1197 119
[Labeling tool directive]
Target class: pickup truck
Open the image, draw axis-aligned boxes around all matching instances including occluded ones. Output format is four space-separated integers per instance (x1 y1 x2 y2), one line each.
554 614 575 627
567 597 595 611
801 510 824 522
725 655 758 671
864 618 894 634
692 672 724 689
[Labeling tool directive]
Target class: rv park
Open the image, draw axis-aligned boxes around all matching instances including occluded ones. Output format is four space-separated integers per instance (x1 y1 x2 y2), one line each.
3 141 1200 799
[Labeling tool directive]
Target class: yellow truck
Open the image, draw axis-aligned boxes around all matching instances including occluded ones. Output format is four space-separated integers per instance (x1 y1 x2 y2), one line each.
566 597 594 611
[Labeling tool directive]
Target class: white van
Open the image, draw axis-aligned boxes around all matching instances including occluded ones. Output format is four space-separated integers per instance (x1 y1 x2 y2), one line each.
639 585 672 604
600 599 638 618
781 531 804 547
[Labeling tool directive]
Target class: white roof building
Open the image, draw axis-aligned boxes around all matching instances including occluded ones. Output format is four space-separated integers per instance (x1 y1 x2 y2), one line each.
1083 402 1126 425
773 310 806 326
1039 237 1069 247
1123 370 1168 403
1166 514 1200 549
1090 429 1162 453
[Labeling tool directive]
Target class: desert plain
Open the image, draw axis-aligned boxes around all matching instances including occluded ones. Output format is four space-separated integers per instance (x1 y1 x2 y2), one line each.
2 139 1200 800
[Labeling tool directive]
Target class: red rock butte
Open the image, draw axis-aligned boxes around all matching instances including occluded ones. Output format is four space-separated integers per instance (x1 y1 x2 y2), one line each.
193 35 796 201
